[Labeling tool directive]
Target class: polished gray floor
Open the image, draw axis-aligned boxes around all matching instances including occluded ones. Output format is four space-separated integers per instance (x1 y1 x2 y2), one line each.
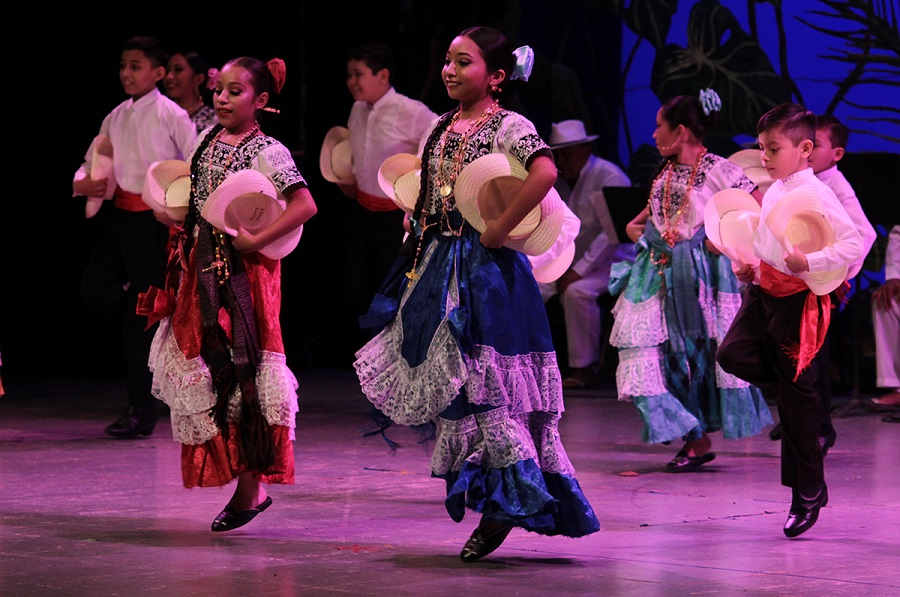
1 370 898 596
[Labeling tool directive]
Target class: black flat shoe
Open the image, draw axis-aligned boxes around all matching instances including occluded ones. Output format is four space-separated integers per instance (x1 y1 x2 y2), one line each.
104 407 156 439
211 496 273 532
665 452 716 473
784 483 828 538
460 524 513 562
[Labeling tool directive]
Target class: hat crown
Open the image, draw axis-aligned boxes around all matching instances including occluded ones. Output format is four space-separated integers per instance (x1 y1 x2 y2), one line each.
549 119 597 147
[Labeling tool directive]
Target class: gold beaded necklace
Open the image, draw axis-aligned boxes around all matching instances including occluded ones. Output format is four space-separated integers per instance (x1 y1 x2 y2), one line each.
200 122 261 285
435 100 500 202
655 147 707 248
206 122 260 190
404 101 500 282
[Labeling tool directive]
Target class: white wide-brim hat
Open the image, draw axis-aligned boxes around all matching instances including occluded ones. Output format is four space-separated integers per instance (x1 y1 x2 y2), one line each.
86 134 116 218
455 153 564 255
728 149 774 195
548 119 599 150
319 126 355 183
528 201 580 283
377 153 421 214
765 186 848 295
200 169 302 260
704 188 761 266
142 160 191 221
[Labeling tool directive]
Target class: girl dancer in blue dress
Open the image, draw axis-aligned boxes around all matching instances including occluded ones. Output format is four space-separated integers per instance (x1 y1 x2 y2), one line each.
354 26 600 562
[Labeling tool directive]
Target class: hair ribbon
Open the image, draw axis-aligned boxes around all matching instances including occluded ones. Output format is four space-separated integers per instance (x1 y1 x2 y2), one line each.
511 45 534 82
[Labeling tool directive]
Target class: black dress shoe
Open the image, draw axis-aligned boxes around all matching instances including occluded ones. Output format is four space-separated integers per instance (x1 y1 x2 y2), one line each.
784 483 828 538
211 496 273 532
104 407 157 439
460 524 513 562
665 450 716 473
769 422 783 441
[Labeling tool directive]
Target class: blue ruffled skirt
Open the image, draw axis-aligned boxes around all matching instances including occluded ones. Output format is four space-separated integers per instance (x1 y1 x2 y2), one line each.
608 225 773 444
355 215 599 538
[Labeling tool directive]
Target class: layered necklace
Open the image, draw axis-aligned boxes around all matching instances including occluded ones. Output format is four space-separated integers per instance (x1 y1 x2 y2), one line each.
654 147 707 247
206 122 260 190
405 100 500 282
435 100 500 203
200 122 261 285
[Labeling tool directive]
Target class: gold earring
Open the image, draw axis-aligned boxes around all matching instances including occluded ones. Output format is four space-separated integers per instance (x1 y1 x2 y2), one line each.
491 83 499 93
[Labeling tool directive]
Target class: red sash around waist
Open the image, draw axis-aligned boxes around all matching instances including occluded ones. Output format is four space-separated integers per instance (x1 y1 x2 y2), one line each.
760 262 831 381
357 190 400 212
114 187 151 212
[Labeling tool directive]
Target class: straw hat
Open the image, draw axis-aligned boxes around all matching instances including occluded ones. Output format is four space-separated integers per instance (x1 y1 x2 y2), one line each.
200 169 302 260
765 186 848 295
319 126 355 183
377 153 421 214
704 188 761 266
528 202 581 283
548 119 599 150
142 160 191 221
86 134 116 218
455 153 564 255
728 149 774 195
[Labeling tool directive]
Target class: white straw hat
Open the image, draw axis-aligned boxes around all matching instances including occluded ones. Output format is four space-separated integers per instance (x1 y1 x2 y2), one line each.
765 186 848 295
200 169 302 260
319 126 355 183
728 149 774 195
528 201 581 283
377 153 421 214
704 188 761 266
548 120 599 150
142 160 191 221
455 153 564 255
86 134 116 218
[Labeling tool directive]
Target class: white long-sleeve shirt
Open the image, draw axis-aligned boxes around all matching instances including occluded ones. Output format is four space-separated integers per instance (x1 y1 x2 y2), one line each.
753 168 864 284
816 164 877 279
74 88 197 195
347 87 437 198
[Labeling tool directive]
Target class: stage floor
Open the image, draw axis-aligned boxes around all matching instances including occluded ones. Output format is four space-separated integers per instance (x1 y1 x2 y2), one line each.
1 370 897 596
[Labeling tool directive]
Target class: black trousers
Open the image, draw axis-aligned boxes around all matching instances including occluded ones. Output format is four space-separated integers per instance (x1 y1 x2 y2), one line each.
717 285 825 490
79 208 169 415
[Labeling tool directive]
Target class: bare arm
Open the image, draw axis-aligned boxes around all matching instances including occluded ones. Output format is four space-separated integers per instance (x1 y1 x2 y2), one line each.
626 207 649 243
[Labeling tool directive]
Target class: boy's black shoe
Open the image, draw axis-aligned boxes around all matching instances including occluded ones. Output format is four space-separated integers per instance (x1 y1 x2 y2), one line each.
784 483 828 538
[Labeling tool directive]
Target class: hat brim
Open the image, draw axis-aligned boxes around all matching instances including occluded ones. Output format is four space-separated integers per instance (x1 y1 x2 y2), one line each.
201 170 302 260
86 135 116 218
704 188 761 266
143 160 191 220
765 187 847 295
377 153 421 211
456 153 564 255
531 239 576 283
728 149 774 195
320 126 355 183
548 135 599 150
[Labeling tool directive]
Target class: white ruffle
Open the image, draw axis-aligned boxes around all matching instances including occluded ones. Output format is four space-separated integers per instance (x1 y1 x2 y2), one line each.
148 318 299 445
610 292 668 349
615 347 668 400
430 407 574 475
354 315 468 427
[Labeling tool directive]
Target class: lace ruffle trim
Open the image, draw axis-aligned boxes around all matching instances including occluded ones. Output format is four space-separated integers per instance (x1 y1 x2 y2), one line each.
149 319 299 445
431 407 574 476
610 293 668 349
